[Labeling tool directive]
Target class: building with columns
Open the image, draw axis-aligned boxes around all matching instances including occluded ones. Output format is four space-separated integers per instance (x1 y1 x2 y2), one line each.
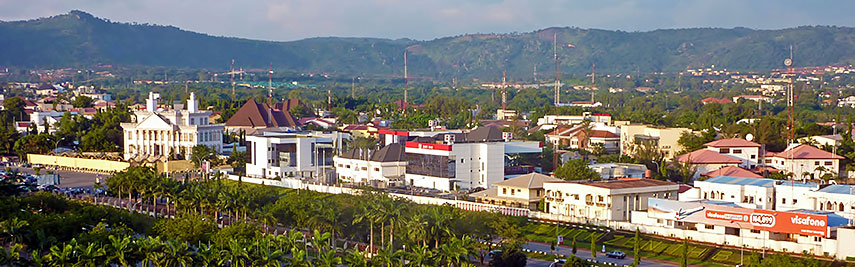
121 92 225 161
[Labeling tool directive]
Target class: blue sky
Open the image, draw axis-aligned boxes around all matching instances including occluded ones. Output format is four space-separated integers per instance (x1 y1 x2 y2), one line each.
1 0 853 41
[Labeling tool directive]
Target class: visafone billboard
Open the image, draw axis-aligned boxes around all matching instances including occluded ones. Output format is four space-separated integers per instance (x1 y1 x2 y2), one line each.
648 198 828 237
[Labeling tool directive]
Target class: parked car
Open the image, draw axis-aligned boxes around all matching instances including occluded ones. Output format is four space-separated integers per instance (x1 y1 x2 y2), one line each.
488 250 503 257
606 250 626 259
549 258 566 267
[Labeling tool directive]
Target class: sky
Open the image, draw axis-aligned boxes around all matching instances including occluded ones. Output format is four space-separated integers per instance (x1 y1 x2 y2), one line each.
1 0 854 42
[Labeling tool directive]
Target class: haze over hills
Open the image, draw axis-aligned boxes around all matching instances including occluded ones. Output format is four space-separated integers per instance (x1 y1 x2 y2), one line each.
3 10 855 80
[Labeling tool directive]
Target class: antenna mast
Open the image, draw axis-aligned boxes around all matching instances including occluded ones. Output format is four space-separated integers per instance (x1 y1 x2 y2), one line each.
501 70 507 110
268 63 273 105
404 51 408 104
230 59 236 98
553 33 561 107
591 63 596 102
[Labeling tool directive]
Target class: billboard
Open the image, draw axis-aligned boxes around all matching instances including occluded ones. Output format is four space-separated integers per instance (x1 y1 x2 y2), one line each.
648 198 829 237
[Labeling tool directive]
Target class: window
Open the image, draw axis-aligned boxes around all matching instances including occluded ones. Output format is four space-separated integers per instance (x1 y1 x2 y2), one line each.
502 188 507 194
574 194 580 200
374 168 380 172
750 155 756 159
765 159 772 164
750 229 761 234
719 148 730 153
814 161 820 166
825 161 832 166
598 195 604 202
792 199 797 204
704 224 715 230
749 196 754 204
361 167 367 171
782 198 787 204
733 149 742 154
840 203 845 212
510 189 515 196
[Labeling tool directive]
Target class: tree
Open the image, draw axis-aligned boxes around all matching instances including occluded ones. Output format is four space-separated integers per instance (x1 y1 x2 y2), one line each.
190 145 215 169
633 229 641 266
13 133 53 157
590 233 597 258
676 130 714 154
72 95 95 108
555 159 600 181
571 236 577 255
564 255 588 267
489 244 526 267
3 97 25 121
680 238 688 267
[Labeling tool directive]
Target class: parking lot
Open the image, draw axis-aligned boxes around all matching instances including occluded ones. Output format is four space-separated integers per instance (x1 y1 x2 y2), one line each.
14 167 109 189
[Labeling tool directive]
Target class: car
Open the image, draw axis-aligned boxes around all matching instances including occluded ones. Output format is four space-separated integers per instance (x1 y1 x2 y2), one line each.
606 250 626 259
488 250 503 257
549 258 566 267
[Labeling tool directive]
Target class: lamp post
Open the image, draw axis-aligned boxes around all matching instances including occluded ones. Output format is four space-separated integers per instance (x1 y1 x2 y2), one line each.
53 136 69 170
730 220 744 266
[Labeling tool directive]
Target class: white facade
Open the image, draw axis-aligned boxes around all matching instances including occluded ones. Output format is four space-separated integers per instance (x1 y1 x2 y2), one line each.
536 113 611 126
122 92 224 160
704 145 761 169
693 176 776 209
30 110 72 133
542 179 679 222
334 157 406 184
405 141 505 191
245 132 334 179
620 125 691 160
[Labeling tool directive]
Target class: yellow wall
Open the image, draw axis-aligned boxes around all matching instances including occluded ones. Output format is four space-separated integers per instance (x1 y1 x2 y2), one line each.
27 154 130 173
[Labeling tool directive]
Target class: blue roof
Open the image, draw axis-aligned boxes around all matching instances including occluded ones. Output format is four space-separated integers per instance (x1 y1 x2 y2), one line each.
777 180 820 188
817 185 855 195
705 176 776 187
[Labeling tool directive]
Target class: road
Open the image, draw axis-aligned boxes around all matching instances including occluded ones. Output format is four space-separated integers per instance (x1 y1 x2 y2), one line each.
522 241 677 267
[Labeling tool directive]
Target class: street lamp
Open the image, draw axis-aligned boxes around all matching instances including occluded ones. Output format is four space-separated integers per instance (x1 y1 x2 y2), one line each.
730 220 744 266
54 136 69 170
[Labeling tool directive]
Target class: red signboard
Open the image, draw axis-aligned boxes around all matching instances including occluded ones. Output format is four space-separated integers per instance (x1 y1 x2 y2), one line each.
405 142 452 151
649 198 829 237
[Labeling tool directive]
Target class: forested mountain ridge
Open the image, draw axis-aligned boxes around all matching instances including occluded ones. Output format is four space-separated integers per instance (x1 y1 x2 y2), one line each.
3 10 855 79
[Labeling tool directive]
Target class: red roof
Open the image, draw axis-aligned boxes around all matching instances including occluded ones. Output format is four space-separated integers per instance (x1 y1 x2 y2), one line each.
702 166 763 178
701 97 732 104
676 150 742 164
704 138 761 148
772 144 844 160
589 130 619 138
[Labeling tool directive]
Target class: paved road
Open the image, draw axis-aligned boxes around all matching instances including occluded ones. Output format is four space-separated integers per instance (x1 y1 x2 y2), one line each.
16 167 108 188
522 241 676 267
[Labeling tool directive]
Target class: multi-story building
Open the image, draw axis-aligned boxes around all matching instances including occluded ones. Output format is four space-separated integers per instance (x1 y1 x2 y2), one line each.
545 126 620 153
676 149 742 178
401 127 542 191
333 143 406 187
470 172 562 210
245 132 334 180
225 99 300 134
121 92 224 161
766 144 843 180
536 113 612 126
620 124 691 160
702 138 763 169
543 178 679 222
692 176 776 209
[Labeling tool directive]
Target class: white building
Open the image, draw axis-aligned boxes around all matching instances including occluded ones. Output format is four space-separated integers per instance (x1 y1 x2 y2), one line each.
766 144 843 180
536 113 612 126
620 124 692 160
692 176 776 209
29 110 75 134
121 92 225 161
333 143 406 187
402 127 542 191
245 132 335 180
676 149 742 178
702 138 762 169
543 178 679 222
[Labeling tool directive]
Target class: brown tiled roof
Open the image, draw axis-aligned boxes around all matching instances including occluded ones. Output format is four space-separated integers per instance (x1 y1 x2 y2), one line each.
495 172 563 189
772 144 844 160
676 149 742 164
589 130 619 138
702 166 763 178
226 99 298 128
273 98 303 112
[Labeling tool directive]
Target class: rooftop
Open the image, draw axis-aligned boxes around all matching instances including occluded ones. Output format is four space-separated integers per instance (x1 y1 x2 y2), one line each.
547 178 676 190
676 149 743 164
495 172 563 189
817 184 855 195
772 144 844 160
702 166 763 179
701 176 776 187
704 138 761 148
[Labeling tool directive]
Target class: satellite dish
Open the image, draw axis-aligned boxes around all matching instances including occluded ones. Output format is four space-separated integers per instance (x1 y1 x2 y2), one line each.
784 58 793 67
746 133 755 141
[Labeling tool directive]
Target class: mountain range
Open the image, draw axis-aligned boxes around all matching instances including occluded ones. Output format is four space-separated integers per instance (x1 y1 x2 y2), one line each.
3 10 855 80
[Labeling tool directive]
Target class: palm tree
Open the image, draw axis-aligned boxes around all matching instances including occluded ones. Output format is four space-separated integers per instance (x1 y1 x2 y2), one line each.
285 247 312 267
353 202 379 253
163 240 193 267
48 243 75 266
106 235 133 266
404 215 428 248
426 206 454 248
223 239 249 267
251 236 284 267
29 249 52 266
0 217 29 245
137 237 164 267
385 199 406 250
75 242 107 267
314 246 342 267
344 247 370 267
194 243 220 267
405 244 435 267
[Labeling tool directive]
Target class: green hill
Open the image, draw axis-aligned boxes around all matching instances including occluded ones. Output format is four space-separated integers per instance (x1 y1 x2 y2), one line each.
3 11 855 80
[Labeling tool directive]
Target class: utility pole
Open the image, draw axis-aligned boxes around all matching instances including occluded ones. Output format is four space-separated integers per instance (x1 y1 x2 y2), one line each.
502 70 507 110
403 51 408 104
351 76 356 98
268 63 273 105
231 59 236 98
553 33 561 107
